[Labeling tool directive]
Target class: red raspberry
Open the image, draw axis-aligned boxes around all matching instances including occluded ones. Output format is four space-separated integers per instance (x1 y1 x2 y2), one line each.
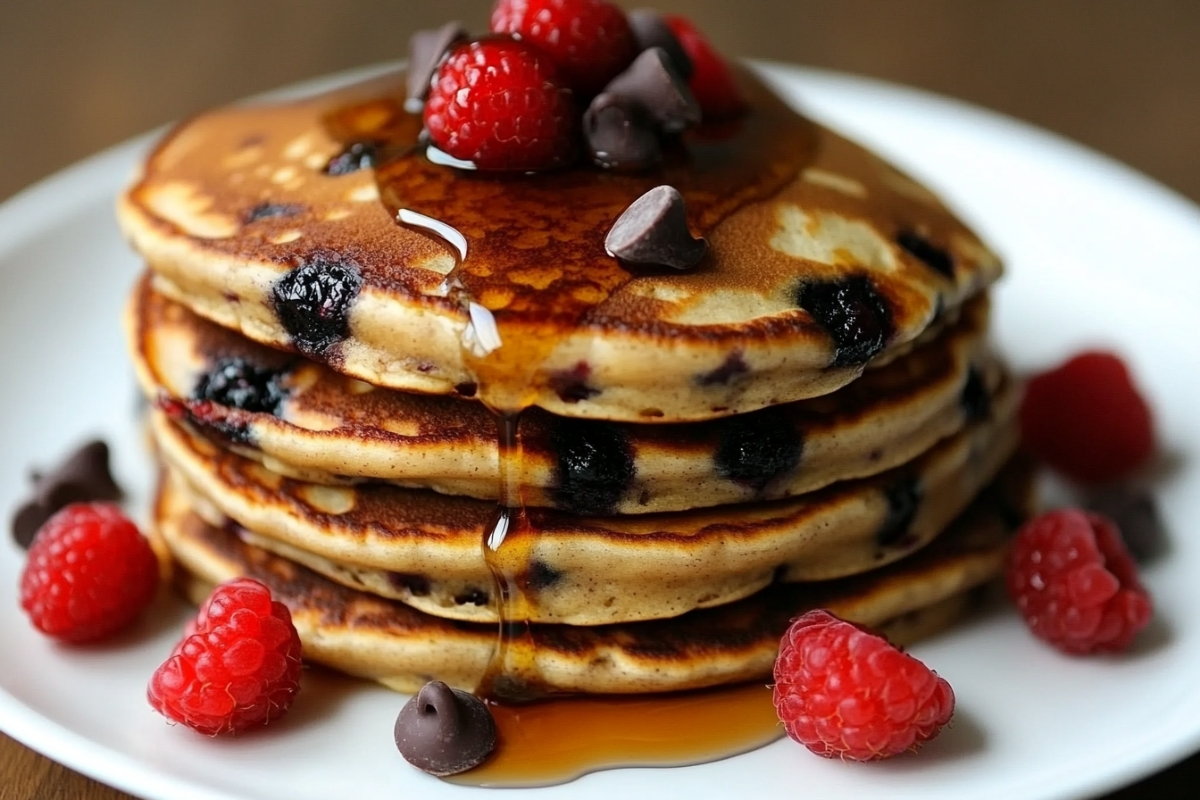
663 15 747 119
1007 509 1152 654
20 503 158 643
772 610 954 761
490 0 636 95
424 38 578 172
1019 351 1154 485
147 578 303 735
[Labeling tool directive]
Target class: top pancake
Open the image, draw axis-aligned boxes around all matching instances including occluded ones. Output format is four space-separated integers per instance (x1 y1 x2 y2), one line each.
117 66 1001 421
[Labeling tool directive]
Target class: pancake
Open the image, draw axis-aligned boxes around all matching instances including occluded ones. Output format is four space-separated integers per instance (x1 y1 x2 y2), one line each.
117 66 1001 422
154 456 1033 695
129 272 1001 514
151 378 1019 625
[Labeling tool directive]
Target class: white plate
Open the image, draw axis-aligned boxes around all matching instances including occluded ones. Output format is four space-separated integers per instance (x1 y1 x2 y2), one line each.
2 63 1199 800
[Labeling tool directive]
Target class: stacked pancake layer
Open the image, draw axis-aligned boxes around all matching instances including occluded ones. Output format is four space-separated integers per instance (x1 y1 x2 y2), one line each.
121 66 1024 696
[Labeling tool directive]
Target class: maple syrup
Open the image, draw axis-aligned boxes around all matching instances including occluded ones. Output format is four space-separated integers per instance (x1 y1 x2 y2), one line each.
450 683 783 788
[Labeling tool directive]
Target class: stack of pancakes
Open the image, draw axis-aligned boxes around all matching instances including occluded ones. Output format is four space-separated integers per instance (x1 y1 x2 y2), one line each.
118 65 1029 696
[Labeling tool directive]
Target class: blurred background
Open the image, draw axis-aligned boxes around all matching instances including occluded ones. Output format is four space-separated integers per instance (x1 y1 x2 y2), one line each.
1 0 1199 205
1 2 1198 798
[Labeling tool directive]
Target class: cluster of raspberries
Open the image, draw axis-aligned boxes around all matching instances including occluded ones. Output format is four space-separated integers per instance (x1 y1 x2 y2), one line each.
420 0 745 171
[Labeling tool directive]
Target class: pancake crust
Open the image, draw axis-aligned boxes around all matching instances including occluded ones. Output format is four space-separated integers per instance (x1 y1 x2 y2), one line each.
152 381 1019 625
129 273 1001 513
118 66 1001 422
153 458 1033 695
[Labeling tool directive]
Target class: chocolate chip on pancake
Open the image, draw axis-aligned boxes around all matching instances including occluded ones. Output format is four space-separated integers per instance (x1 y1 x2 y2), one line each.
605 185 707 270
627 9 693 79
584 93 662 171
603 47 699 134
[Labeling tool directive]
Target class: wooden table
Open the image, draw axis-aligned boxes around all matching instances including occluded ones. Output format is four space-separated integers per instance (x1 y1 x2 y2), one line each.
1 1 1197 797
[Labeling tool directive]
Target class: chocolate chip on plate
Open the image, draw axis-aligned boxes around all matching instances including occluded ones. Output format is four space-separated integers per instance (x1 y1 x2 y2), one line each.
395 681 496 776
12 440 123 549
1087 485 1167 563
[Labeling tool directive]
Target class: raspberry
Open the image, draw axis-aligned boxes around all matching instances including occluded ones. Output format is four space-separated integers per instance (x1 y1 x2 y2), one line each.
424 38 578 172
1019 351 1154 485
772 610 954 761
1006 509 1152 654
490 0 636 95
663 15 747 119
148 578 303 735
20 503 158 643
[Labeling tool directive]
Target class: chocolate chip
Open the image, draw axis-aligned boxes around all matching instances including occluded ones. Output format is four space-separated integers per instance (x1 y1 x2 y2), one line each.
960 365 990 422
698 351 749 387
526 560 563 591
454 588 490 606
271 250 363 355
627 9 693 79
605 185 707 270
604 47 699 134
244 203 303 224
395 681 496 776
897 230 955 278
584 93 662 171
1088 486 1166 563
795 275 893 366
549 419 635 516
324 142 379 176
405 22 467 109
549 362 600 404
713 408 802 491
11 440 123 549
388 572 431 597
878 476 921 547
454 382 478 398
193 358 287 416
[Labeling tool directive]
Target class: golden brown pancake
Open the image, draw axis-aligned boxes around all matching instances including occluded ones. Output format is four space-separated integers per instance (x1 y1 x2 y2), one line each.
117 67 1001 422
151 378 1019 625
129 273 1002 514
153 457 1033 695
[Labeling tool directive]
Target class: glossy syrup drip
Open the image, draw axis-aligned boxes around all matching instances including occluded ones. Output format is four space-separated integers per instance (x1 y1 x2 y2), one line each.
319 66 813 782
476 411 549 702
448 683 783 788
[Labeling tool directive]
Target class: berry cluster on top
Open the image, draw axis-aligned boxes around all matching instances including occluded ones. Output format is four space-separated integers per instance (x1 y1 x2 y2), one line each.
411 0 745 171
